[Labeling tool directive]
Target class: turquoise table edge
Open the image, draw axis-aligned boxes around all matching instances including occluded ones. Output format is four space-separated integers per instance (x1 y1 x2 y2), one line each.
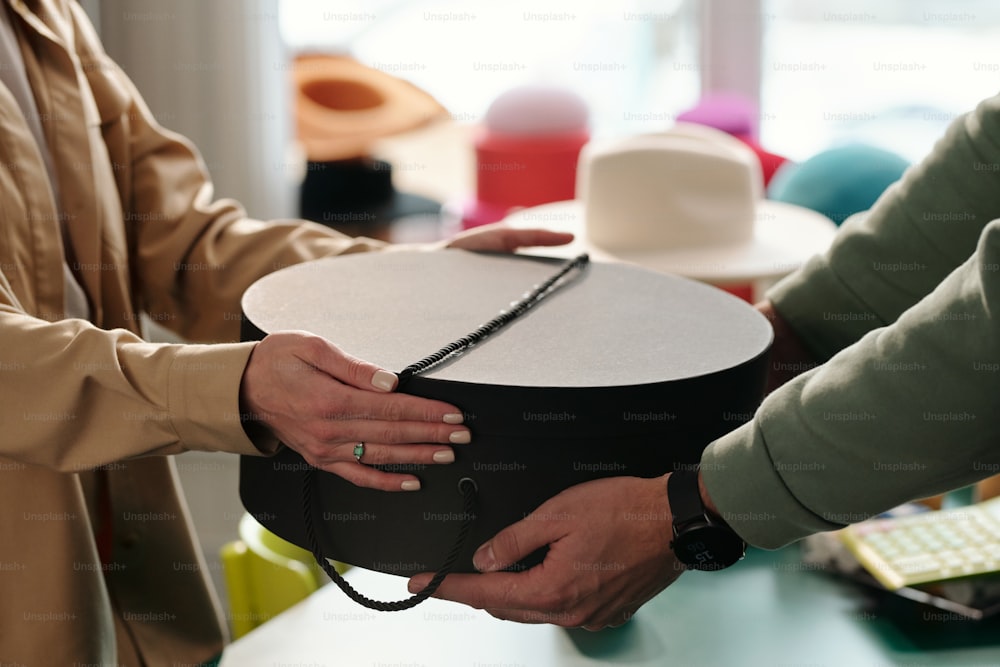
220 545 1000 666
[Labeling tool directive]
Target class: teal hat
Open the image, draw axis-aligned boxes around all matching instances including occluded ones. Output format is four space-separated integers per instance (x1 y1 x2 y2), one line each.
768 144 910 225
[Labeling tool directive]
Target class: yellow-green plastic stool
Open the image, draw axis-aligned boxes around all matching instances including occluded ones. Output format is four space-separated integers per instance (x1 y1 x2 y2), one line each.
221 512 348 638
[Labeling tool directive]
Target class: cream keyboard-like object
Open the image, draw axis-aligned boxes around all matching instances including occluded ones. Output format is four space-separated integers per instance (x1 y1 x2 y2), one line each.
840 496 1000 590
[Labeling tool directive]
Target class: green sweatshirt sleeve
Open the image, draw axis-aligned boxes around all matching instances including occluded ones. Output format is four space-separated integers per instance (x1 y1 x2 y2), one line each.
766 93 1000 361
700 94 1000 549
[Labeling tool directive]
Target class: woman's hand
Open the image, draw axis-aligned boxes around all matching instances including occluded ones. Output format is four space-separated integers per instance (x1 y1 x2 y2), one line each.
239 331 469 491
441 223 573 253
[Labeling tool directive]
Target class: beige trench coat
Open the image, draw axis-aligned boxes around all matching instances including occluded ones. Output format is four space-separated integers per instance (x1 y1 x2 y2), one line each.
0 1 386 664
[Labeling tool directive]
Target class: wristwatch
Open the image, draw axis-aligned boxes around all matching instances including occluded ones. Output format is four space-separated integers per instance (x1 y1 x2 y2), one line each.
668 468 746 571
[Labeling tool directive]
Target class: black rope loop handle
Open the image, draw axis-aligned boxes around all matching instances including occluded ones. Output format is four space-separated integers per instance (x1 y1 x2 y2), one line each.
303 468 478 611
301 253 590 610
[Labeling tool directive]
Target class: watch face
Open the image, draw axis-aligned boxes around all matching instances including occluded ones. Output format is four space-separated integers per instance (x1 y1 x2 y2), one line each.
672 524 746 571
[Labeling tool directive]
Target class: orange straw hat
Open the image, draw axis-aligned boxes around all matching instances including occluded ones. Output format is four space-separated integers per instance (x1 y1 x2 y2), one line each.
293 54 450 161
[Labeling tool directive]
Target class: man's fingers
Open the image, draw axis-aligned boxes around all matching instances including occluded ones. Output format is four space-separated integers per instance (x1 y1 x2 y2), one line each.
473 509 571 573
488 608 587 626
407 571 525 609
408 569 593 627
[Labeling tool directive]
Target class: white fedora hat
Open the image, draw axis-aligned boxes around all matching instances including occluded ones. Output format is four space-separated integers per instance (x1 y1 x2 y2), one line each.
504 123 837 288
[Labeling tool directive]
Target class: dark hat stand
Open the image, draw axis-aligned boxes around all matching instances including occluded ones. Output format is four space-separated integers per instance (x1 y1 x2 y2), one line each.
299 158 441 238
239 251 772 586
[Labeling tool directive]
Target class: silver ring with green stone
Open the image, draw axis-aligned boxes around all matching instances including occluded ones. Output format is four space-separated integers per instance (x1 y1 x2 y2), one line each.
353 442 365 464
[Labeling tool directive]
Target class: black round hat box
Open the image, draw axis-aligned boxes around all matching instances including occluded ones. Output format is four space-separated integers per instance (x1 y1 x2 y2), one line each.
240 250 772 575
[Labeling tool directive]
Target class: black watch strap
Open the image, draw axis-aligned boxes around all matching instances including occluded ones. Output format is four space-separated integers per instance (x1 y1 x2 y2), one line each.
668 467 709 529
668 467 746 571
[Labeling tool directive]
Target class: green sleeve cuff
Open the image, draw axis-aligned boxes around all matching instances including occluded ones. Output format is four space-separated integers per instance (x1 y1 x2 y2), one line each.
700 420 843 549
765 250 886 363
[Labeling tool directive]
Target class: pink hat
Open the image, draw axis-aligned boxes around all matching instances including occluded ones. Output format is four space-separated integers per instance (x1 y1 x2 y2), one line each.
457 85 590 229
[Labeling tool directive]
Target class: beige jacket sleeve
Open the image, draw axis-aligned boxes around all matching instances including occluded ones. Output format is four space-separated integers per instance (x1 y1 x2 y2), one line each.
0 2 390 471
0 301 263 471
112 65 387 344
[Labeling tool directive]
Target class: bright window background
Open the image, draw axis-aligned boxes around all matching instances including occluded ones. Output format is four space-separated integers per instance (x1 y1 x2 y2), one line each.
761 0 1000 163
278 0 700 140
280 0 1000 165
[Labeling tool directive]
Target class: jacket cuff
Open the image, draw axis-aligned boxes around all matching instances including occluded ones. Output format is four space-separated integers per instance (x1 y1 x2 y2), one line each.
167 342 278 456
700 420 842 549
765 252 885 362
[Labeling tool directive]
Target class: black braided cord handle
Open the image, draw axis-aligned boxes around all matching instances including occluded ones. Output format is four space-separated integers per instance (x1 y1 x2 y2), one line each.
398 253 591 382
302 470 478 611
301 253 590 610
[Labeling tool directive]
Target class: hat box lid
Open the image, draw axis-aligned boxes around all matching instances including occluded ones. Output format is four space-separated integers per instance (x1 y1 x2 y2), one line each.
239 250 772 575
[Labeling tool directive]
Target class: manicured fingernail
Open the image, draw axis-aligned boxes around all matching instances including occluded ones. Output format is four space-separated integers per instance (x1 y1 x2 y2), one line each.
473 544 496 572
449 430 471 444
372 370 397 392
433 450 455 463
443 413 464 424
401 480 421 491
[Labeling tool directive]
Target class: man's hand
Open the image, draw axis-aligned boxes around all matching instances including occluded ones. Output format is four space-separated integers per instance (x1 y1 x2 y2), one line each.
755 300 820 394
240 331 469 491
441 223 574 253
407 475 684 630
